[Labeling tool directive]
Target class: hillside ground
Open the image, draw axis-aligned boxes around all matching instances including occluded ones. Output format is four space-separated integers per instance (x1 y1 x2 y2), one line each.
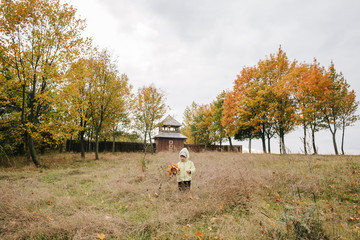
1 152 360 239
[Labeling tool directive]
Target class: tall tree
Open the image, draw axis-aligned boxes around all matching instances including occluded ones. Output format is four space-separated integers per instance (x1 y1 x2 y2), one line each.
293 60 330 154
132 85 167 152
182 102 198 144
223 66 272 153
0 0 85 166
87 49 131 160
62 57 92 158
322 62 351 155
264 47 297 154
210 91 228 146
339 90 358 155
222 67 254 144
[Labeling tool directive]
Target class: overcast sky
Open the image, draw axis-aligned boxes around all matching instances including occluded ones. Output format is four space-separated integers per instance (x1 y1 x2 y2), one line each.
69 0 360 154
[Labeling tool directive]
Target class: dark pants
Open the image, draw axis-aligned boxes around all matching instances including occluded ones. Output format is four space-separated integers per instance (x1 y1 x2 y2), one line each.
178 181 191 191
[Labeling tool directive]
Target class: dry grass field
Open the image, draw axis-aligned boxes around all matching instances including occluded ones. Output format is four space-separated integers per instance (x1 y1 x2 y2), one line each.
1 152 360 239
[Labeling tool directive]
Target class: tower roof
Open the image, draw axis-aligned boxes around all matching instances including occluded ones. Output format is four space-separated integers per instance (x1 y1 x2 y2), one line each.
154 132 188 139
162 115 181 127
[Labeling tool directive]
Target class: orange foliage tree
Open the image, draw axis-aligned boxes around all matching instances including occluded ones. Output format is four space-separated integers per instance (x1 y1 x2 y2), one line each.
223 47 296 154
293 60 331 154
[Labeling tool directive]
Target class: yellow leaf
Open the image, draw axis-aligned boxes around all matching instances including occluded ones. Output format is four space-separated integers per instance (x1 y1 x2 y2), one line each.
97 233 105 240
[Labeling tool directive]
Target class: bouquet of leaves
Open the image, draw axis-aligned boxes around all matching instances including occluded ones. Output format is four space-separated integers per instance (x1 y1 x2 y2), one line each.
167 164 179 176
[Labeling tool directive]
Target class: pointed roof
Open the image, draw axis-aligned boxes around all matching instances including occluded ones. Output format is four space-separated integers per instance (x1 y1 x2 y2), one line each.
162 115 181 127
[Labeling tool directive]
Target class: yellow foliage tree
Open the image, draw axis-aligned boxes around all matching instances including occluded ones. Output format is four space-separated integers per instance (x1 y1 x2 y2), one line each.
132 85 167 153
0 0 85 166
87 49 131 160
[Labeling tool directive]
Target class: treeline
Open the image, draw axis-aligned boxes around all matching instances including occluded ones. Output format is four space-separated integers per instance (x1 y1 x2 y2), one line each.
182 47 359 155
0 0 167 166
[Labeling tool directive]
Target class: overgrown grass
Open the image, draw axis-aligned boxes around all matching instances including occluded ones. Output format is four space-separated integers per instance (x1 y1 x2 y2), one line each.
1 152 360 239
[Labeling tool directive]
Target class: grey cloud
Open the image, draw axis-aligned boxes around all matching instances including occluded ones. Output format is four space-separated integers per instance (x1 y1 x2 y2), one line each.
76 0 360 153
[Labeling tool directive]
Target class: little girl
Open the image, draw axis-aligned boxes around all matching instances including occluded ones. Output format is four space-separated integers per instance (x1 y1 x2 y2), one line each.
177 148 195 191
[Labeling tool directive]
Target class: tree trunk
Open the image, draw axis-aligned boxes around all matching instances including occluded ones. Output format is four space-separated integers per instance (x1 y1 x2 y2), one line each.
248 136 252 154
331 128 339 155
341 120 345 155
88 129 92 152
112 131 116 153
148 132 154 153
28 134 40 167
267 132 271 154
228 136 234 152
95 132 99 160
311 126 317 155
261 125 267 153
21 84 26 155
303 123 308 155
280 128 286 154
80 130 85 158
59 142 63 153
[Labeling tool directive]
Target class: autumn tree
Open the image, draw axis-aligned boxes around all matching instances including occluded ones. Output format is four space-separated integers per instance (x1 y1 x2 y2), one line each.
222 67 254 150
222 66 271 153
182 102 198 144
193 104 214 146
293 60 330 154
210 91 228 146
87 49 131 160
339 90 358 155
263 47 297 154
132 85 167 153
0 0 85 166
182 101 221 146
322 62 358 155
62 57 92 158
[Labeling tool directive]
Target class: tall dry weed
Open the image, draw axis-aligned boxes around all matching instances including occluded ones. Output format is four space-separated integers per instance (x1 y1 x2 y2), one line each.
1 152 360 239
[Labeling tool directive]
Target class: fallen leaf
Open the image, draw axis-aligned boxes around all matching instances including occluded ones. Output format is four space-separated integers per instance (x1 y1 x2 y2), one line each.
148 194 153 202
97 233 105 240
196 231 203 237
46 215 54 221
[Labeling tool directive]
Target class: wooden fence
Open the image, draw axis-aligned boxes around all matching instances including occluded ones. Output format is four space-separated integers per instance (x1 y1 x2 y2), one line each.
66 140 155 153
66 140 242 153
185 144 242 153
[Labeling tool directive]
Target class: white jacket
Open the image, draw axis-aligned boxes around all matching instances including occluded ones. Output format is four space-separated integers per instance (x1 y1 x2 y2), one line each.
176 148 195 182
